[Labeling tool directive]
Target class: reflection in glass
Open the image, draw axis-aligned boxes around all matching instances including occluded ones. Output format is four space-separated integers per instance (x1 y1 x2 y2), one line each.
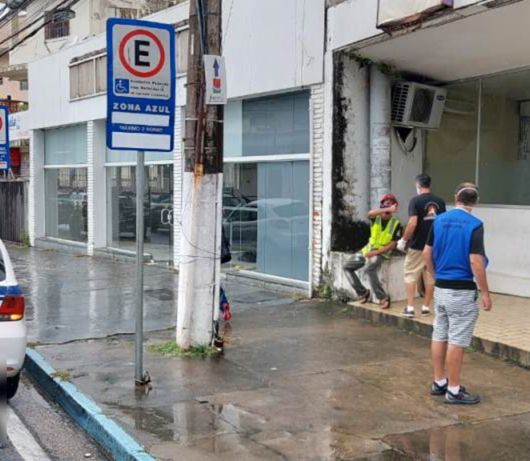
426 81 479 202
107 165 174 263
45 168 88 242
479 69 530 205
224 91 311 158
223 161 310 281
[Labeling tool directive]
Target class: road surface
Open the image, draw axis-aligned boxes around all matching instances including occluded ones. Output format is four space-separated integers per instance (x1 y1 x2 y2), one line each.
2 374 109 461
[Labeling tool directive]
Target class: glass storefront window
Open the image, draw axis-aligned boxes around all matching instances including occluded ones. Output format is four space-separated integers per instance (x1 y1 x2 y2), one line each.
107 165 174 263
223 161 310 281
45 168 88 242
224 91 310 157
425 81 479 202
426 68 530 206
479 70 530 205
44 125 87 166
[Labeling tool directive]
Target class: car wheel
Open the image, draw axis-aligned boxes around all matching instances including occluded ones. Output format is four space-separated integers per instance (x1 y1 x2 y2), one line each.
7 373 20 400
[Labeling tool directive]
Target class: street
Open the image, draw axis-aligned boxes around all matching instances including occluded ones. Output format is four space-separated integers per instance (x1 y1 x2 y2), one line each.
3 374 108 461
7 243 529 461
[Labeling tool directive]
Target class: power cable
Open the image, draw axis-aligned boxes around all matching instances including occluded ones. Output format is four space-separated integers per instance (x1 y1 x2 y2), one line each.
0 1 59 52
0 0 59 49
0 0 82 60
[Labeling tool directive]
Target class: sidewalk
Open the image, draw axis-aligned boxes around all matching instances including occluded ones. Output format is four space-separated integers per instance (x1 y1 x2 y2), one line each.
348 294 530 367
9 244 530 460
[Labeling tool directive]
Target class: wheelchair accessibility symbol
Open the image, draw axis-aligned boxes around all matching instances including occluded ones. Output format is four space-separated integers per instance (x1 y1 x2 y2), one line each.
115 79 130 94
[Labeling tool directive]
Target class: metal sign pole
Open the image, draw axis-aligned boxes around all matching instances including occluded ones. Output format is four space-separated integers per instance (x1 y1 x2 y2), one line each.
135 150 145 385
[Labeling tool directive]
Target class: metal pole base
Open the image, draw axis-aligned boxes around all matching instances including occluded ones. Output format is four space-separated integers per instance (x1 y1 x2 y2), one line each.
134 371 152 387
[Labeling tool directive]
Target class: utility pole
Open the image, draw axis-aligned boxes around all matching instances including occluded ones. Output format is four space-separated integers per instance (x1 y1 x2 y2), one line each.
177 0 224 349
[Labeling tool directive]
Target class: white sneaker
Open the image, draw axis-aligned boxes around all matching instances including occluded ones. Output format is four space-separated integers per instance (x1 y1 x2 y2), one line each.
402 306 415 318
422 305 430 315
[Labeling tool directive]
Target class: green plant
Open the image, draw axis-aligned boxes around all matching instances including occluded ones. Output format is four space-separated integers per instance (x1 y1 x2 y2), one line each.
347 51 401 80
20 232 30 247
317 266 335 300
147 341 219 359
51 370 73 381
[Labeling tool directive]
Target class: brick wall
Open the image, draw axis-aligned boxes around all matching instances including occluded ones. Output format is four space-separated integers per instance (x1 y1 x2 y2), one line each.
87 121 95 255
311 84 325 289
173 107 184 267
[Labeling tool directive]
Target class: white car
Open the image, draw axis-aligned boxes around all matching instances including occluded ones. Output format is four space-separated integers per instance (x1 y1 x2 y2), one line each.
0 239 26 400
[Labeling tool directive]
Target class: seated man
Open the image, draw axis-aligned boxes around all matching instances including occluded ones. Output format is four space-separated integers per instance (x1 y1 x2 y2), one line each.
343 194 402 309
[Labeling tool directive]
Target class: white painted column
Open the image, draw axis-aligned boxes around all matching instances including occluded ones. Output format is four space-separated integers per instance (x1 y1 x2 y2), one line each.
339 56 371 219
173 107 184 268
369 65 392 209
89 120 107 253
28 129 45 246
321 50 334 273
177 172 222 347
87 121 95 255
310 84 325 292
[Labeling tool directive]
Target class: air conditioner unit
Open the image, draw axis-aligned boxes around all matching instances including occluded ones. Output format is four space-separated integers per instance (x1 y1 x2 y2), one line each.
391 82 447 130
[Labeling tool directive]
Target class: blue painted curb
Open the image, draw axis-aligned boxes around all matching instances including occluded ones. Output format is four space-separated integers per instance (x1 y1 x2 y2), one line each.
24 348 157 461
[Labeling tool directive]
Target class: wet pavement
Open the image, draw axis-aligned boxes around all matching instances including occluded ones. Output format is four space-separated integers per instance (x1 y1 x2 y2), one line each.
7 244 178 343
9 244 530 460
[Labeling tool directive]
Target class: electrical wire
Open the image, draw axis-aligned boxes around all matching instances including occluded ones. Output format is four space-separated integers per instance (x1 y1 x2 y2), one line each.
0 0 42 42
0 0 82 60
221 0 234 48
0 0 59 50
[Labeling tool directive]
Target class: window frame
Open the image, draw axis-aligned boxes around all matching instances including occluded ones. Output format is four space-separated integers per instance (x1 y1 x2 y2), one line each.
176 25 190 76
426 68 530 208
69 53 107 101
44 11 70 41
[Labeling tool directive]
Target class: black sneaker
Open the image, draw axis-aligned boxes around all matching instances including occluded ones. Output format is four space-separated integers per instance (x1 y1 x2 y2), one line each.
430 381 448 396
444 387 481 405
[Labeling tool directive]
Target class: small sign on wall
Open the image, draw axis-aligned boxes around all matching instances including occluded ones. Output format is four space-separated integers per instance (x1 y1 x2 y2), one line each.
204 55 227 105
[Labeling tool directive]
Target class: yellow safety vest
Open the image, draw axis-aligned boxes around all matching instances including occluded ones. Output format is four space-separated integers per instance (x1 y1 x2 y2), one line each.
362 215 400 256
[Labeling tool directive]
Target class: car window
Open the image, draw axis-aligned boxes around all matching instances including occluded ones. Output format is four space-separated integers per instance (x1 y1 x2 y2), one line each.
0 251 5 282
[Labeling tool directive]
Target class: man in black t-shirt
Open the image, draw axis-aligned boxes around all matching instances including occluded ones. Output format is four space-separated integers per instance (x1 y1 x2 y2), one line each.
397 174 446 318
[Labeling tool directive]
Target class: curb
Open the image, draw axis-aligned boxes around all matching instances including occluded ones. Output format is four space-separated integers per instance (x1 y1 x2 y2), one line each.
348 303 530 368
24 348 156 461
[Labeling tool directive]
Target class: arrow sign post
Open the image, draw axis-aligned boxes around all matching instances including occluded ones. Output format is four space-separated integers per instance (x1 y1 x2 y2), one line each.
107 18 175 386
204 55 227 105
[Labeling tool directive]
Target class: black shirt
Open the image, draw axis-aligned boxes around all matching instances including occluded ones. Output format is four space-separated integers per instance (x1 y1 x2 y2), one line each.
426 223 486 290
408 193 446 250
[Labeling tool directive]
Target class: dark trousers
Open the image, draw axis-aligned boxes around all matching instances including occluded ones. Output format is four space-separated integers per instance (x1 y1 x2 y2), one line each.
343 252 387 301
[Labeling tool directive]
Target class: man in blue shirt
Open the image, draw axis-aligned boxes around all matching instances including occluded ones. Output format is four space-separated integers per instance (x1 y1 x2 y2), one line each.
424 183 492 405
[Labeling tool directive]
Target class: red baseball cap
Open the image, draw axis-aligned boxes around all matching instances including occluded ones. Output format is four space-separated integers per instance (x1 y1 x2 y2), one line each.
380 193 398 206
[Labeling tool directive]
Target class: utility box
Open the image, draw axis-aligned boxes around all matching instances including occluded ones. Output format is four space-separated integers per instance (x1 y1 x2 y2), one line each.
377 0 453 29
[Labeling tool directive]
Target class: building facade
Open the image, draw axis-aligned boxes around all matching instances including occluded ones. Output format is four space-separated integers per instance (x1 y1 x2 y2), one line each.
19 0 530 299
325 0 530 298
25 0 327 294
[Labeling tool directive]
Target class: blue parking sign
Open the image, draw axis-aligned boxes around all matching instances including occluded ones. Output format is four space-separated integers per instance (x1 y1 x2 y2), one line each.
0 106 9 171
107 18 176 152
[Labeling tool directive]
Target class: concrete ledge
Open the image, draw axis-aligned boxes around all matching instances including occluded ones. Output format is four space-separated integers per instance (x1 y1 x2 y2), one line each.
348 302 530 369
24 348 156 461
34 237 88 256
331 251 407 302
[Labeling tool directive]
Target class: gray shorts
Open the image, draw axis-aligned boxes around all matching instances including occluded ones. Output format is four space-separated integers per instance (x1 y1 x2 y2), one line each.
432 287 479 348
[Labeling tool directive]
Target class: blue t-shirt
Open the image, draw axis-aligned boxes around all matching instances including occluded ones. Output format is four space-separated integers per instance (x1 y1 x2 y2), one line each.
429 209 486 282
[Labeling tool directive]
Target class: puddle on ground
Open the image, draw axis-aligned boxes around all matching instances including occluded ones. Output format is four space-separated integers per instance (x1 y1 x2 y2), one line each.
385 412 530 461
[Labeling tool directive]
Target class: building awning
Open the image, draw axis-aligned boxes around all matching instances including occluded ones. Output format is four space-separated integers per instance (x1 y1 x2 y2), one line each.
0 63 27 81
353 0 530 82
